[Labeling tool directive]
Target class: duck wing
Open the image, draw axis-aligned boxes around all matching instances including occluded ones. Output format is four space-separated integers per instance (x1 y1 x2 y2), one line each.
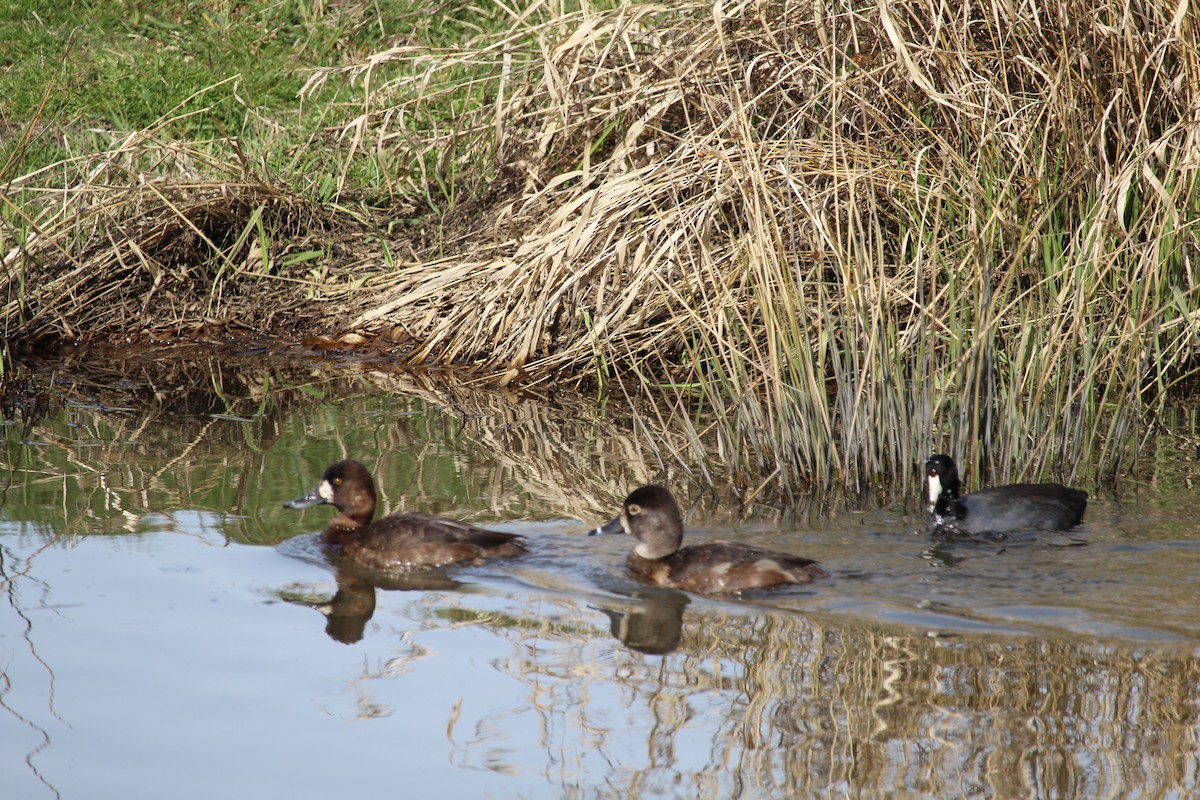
365 512 529 556
659 542 828 594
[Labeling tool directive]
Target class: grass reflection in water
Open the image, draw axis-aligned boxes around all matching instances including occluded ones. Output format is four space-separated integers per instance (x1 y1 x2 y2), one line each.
348 589 1200 798
2 353 1199 798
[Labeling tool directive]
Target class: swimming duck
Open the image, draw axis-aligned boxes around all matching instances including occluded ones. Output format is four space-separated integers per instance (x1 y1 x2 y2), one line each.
925 454 1087 537
284 459 529 569
591 485 828 594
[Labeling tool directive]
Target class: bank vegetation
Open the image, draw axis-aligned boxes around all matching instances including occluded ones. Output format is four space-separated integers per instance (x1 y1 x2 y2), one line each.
2 0 1197 496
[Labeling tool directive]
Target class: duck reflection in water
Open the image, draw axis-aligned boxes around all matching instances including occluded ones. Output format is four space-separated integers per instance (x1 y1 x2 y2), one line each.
597 589 690 655
282 563 464 644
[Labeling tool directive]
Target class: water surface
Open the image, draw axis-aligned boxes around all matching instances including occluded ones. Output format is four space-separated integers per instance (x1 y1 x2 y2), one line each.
2 356 1198 798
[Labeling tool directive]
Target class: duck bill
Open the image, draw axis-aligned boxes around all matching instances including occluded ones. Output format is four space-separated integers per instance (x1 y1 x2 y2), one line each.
589 515 626 537
283 484 326 510
927 473 942 509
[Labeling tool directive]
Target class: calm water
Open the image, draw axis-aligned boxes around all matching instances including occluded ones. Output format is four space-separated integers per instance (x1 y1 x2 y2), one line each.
2 354 1199 799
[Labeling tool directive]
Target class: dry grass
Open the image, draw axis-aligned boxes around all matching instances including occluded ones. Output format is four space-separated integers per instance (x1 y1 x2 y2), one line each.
309 0 1200 493
4 0 1199 495
1 139 345 339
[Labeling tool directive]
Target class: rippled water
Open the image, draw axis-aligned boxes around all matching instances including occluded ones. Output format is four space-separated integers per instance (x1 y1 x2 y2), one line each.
2 354 1198 798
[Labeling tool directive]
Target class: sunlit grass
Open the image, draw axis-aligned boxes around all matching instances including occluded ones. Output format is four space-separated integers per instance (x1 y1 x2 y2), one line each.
2 0 1199 498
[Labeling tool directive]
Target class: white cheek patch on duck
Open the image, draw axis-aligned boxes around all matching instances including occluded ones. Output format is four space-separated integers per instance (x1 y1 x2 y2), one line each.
927 474 942 506
318 480 335 503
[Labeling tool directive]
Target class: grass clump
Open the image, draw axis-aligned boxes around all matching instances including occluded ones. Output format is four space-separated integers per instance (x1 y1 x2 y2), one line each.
3 0 1200 497
319 0 1200 494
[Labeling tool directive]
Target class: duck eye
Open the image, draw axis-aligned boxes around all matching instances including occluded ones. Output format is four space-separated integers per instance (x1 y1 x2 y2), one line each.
628 503 641 515
333 478 342 486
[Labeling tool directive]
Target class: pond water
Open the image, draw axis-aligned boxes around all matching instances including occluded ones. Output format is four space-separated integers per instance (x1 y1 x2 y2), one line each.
2 352 1199 799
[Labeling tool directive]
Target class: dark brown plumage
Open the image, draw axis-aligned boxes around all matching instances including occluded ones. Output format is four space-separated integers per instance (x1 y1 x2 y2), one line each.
284 460 528 569
591 485 828 594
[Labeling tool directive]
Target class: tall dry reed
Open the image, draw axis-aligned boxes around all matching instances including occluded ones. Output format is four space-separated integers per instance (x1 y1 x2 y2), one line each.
299 0 1200 494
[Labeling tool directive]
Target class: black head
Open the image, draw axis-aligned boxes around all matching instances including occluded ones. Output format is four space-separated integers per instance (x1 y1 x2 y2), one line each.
925 454 962 506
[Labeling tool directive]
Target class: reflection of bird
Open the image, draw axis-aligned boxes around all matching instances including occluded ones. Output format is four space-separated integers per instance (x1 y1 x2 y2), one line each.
925 454 1087 538
281 566 463 644
284 460 529 569
599 590 689 655
592 485 828 594
319 574 377 645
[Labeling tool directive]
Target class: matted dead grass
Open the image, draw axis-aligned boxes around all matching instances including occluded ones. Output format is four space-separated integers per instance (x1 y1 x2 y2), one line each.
302 0 1198 385
302 0 1200 490
2 172 357 339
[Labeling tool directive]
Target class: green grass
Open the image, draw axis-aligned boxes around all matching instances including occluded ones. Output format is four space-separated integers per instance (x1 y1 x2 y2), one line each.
0 0 527 198
3 3 274 162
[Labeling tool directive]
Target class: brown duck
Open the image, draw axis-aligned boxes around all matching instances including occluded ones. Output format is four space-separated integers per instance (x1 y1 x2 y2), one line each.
284 460 528 569
592 485 828 594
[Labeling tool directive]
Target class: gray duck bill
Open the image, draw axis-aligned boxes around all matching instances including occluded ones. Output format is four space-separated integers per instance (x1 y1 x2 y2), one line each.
590 516 624 536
